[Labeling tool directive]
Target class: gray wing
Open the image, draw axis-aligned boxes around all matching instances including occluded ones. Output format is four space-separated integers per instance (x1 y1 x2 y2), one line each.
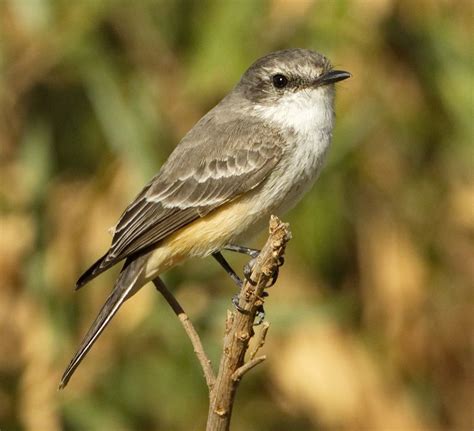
76 117 284 288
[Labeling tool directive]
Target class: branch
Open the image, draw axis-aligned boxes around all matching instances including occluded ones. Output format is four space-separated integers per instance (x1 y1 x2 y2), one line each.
206 215 291 431
231 356 266 382
153 216 291 430
153 277 216 390
249 321 270 360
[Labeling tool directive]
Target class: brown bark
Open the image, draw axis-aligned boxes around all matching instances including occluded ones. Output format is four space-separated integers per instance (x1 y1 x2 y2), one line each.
206 216 291 431
154 216 291 431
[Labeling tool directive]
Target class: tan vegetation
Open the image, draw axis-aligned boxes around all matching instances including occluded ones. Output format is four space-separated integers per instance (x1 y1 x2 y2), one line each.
0 1 472 430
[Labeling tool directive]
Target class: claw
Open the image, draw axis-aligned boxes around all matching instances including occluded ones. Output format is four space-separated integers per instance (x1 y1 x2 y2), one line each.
243 258 258 286
232 294 247 314
254 305 265 325
244 255 282 288
267 266 280 287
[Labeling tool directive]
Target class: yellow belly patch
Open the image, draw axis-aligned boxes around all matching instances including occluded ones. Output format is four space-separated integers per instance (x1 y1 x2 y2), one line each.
143 196 259 280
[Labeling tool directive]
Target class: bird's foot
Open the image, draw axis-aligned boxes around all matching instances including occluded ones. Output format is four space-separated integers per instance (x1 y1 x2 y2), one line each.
232 294 266 325
244 255 284 287
243 257 258 285
254 304 265 325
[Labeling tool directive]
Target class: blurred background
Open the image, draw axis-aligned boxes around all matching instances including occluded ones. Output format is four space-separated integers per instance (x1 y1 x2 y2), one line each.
1 0 472 430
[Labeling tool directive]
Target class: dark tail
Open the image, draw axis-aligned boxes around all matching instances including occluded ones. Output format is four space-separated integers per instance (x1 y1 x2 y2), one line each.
75 252 117 290
59 257 146 389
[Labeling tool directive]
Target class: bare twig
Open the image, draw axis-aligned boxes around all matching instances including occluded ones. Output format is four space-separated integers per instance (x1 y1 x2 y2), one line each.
249 322 270 360
232 356 266 382
153 277 216 390
206 215 291 431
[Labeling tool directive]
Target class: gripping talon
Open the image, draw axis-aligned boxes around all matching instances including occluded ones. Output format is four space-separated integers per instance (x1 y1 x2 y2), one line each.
254 305 265 325
232 294 247 313
244 258 258 285
267 266 280 287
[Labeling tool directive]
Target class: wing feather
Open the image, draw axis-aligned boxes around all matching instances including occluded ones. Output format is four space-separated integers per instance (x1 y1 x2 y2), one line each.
76 116 284 288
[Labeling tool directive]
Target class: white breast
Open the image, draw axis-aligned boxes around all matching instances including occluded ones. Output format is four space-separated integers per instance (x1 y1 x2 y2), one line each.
249 86 335 216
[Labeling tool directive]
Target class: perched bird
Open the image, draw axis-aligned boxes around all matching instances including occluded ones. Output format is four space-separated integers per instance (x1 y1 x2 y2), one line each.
60 48 350 388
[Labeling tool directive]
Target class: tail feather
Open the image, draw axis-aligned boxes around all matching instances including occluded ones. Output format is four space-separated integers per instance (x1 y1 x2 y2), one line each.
75 252 118 290
59 257 146 389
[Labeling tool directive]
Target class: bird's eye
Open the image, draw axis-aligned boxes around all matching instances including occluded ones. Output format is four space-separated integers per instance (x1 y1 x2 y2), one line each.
272 74 288 89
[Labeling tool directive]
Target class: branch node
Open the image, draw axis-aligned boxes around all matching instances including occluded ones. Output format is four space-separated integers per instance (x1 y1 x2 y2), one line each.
232 356 266 382
215 408 228 418
236 331 250 342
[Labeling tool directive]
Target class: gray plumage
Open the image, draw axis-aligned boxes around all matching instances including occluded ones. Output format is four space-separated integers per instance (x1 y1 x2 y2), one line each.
61 48 350 389
76 117 284 288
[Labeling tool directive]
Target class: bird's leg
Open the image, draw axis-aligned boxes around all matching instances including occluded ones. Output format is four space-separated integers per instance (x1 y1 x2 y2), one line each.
212 251 243 289
223 245 271 324
214 247 279 324
223 244 260 258
244 254 285 325
212 252 247 312
224 244 260 286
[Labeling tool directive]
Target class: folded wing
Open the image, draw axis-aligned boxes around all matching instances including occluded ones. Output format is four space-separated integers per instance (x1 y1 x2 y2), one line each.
76 117 284 288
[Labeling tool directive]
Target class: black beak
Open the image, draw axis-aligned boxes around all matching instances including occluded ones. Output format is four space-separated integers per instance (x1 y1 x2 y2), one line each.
317 69 352 86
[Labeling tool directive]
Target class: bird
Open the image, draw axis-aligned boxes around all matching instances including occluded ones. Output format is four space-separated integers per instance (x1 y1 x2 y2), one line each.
59 48 351 388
